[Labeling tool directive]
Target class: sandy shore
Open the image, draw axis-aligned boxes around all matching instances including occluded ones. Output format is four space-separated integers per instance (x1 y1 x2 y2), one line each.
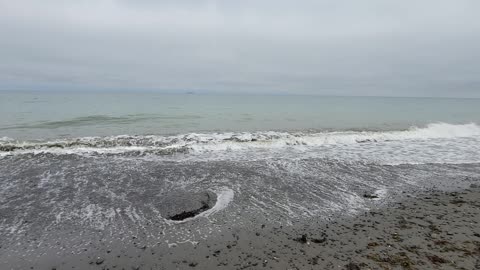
3 185 478 270
146 187 480 270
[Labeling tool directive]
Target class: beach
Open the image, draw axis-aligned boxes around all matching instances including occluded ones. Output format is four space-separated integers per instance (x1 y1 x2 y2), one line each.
2 183 479 269
1 93 480 269
138 186 480 270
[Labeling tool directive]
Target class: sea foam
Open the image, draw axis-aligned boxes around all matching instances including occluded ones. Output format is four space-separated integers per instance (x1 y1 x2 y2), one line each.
1 123 479 162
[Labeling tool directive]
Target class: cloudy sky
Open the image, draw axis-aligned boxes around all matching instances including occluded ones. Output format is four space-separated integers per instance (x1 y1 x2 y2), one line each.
1 0 479 97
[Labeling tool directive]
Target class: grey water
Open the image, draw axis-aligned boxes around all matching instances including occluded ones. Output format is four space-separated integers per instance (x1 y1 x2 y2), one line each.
1 91 480 140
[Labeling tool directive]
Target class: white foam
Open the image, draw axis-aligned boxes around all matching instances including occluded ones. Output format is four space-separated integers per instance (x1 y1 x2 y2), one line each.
327 192 367 215
182 122 480 153
202 187 235 217
183 123 480 165
2 123 480 165
0 136 13 142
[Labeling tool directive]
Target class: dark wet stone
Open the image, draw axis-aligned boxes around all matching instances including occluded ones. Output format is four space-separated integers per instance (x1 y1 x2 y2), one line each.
294 234 308 244
95 257 105 265
157 190 217 221
427 255 448 264
345 262 360 270
312 237 326 244
450 199 466 204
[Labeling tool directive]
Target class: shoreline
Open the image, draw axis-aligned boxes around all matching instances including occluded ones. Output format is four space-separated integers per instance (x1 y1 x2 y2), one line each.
2 186 479 270
154 187 480 270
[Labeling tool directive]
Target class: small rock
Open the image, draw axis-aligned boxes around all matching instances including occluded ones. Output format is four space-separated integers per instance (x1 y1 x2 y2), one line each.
450 199 466 204
427 255 447 264
345 262 360 270
311 237 326 244
295 234 308 244
95 257 105 265
363 194 379 199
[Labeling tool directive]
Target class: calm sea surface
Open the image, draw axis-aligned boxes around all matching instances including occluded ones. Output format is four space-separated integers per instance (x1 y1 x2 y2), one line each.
1 91 480 139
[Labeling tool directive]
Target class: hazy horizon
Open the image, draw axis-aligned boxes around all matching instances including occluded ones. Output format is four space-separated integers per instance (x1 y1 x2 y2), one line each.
1 0 480 98
2 88 480 99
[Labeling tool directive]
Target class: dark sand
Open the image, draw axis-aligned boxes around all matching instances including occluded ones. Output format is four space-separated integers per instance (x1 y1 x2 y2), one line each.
5 186 479 270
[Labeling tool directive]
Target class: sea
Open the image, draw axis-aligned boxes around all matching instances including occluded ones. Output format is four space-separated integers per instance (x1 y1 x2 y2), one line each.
1 90 480 266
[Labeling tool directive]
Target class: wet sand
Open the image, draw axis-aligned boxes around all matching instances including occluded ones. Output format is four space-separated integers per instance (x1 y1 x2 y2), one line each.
3 186 479 270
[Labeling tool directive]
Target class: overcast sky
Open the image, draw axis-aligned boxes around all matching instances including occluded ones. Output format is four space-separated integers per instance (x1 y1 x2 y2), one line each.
1 0 479 97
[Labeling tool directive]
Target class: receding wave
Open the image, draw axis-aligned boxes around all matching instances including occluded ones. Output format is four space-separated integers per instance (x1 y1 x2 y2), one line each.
1 123 479 158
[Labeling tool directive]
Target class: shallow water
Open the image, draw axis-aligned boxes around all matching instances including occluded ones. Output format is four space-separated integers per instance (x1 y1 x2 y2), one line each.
1 153 479 248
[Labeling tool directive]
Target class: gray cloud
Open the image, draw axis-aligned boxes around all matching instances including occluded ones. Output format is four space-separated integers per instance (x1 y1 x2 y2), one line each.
1 0 479 97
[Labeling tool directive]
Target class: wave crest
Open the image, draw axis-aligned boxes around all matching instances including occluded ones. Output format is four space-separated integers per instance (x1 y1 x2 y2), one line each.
1 122 479 156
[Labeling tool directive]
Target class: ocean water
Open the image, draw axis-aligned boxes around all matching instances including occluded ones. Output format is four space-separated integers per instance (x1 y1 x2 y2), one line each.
1 91 480 265
2 91 480 139
1 91 480 164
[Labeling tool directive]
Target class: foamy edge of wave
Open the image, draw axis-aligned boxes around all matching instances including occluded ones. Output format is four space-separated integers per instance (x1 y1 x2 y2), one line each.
1 122 479 156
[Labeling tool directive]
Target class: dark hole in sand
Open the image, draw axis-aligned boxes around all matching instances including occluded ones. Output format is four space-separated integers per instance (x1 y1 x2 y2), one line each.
157 191 217 221
168 201 211 221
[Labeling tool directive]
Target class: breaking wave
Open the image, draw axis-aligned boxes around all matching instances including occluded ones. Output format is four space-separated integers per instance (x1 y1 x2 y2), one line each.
0 122 479 157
